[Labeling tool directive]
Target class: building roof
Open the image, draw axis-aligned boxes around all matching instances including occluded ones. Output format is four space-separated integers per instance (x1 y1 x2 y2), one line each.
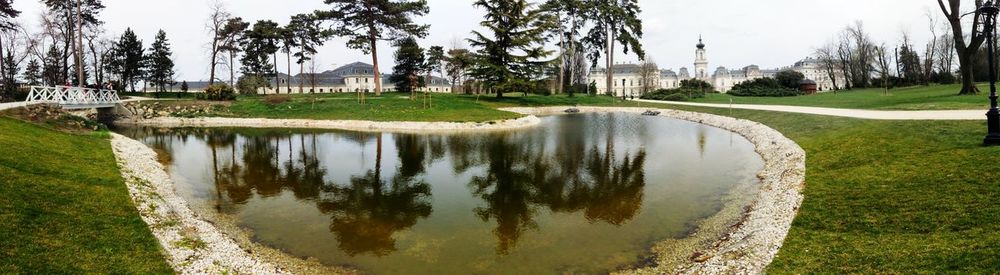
178 62 451 88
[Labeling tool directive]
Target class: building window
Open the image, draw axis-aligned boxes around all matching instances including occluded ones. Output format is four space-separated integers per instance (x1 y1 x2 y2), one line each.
320 89 324 92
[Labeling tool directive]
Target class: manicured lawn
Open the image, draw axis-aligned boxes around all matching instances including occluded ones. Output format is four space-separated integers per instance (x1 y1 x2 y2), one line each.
216 92 526 122
640 103 1000 273
0 117 172 274
688 84 993 110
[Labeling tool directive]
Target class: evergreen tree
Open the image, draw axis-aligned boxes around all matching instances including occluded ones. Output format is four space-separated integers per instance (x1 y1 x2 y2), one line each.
468 0 552 98
23 59 41 86
316 0 430 96
218 17 249 87
1 51 18 98
240 20 280 93
116 28 144 92
445 48 473 93
583 0 645 98
42 45 63 86
146 30 175 95
390 37 426 98
0 0 20 31
287 13 330 93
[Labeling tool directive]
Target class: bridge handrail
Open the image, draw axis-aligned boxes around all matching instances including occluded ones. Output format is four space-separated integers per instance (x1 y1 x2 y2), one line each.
25 86 121 107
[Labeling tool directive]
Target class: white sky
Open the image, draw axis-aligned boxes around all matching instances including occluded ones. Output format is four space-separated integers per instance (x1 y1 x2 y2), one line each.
10 0 949 81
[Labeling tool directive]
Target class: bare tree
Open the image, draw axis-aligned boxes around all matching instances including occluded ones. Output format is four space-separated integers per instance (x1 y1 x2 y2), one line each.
205 1 230 85
875 44 894 95
847 21 875 88
836 31 854 89
638 58 658 95
924 9 939 85
938 0 987 95
815 42 840 91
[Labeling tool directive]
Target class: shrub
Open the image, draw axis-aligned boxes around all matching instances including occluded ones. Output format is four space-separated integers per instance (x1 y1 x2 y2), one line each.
640 88 704 101
679 79 714 91
728 77 805 97
236 75 270 95
202 84 236 101
264 94 292 105
775 70 805 89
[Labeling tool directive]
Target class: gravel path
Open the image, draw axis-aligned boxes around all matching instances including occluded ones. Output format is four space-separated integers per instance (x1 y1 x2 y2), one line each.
635 99 985 120
0 101 29 111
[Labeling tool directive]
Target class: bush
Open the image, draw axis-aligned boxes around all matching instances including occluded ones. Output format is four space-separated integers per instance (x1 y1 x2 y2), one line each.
729 77 805 97
236 75 270 95
201 84 236 101
264 94 292 105
679 79 714 91
775 70 805 89
640 88 704 101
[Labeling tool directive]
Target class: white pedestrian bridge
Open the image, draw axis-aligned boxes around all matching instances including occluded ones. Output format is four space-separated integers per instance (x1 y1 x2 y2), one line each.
24 86 121 109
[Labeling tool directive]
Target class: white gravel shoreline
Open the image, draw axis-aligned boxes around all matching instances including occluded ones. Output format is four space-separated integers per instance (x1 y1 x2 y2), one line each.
110 134 286 274
111 107 805 274
116 115 542 133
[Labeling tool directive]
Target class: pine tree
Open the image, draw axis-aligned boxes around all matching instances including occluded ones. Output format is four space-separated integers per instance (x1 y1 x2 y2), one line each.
240 20 280 94
390 37 426 99
146 30 175 95
23 59 41 86
42 45 63 86
0 0 20 31
316 0 430 96
468 0 552 98
584 0 645 99
287 13 330 93
218 17 249 87
43 0 105 85
117 28 144 92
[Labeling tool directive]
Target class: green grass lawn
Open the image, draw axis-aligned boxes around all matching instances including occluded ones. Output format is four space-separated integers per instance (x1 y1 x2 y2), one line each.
688 84 994 110
6 90 998 273
0 117 172 274
639 103 1000 273
214 92 526 122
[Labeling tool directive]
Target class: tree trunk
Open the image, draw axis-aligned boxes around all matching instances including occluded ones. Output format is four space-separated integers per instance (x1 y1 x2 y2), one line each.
286 50 292 94
75 0 85 87
958 53 979 95
606 27 616 101
369 32 382 97
228 50 236 87
299 60 305 94
272 52 279 95
557 13 566 95
210 42 218 85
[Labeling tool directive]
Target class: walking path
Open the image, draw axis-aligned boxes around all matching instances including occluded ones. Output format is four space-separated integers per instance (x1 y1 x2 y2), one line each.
635 99 985 120
0 101 29 111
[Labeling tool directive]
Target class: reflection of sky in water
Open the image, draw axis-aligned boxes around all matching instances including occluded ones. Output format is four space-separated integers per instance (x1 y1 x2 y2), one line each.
120 113 763 274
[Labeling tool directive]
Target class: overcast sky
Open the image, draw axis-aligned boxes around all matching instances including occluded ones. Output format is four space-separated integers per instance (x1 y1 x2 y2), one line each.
11 0 948 81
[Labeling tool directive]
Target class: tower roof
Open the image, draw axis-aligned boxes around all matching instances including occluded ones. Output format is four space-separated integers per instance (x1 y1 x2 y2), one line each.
697 35 705 49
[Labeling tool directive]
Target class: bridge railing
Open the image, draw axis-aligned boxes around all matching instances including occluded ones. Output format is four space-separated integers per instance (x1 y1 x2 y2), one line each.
25 86 121 107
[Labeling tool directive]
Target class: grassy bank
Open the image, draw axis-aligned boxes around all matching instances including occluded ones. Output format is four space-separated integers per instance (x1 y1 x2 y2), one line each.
690 84 992 110
0 117 172 273
645 104 1000 273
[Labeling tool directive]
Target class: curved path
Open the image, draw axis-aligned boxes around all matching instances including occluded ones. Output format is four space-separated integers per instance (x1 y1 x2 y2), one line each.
635 99 985 120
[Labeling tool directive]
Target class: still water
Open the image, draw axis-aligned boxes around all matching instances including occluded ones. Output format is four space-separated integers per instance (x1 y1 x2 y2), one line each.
119 113 764 274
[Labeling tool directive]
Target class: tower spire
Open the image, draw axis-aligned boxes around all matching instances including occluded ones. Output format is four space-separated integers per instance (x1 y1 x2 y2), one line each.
697 35 705 49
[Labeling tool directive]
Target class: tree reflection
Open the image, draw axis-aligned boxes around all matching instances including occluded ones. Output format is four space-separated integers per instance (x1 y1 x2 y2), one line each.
318 135 433 256
136 116 650 258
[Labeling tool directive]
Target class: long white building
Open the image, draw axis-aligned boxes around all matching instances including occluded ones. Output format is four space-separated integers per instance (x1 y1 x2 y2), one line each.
589 38 845 96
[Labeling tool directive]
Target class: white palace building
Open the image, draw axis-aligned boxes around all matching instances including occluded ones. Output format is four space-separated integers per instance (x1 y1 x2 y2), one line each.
589 37 844 96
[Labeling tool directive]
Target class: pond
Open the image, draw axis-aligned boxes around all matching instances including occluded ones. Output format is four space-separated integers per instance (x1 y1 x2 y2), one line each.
117 113 764 274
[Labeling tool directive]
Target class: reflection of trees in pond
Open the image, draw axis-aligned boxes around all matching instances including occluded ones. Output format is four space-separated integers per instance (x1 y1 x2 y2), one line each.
462 117 649 254
318 135 433 257
131 119 648 257
469 135 539 255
